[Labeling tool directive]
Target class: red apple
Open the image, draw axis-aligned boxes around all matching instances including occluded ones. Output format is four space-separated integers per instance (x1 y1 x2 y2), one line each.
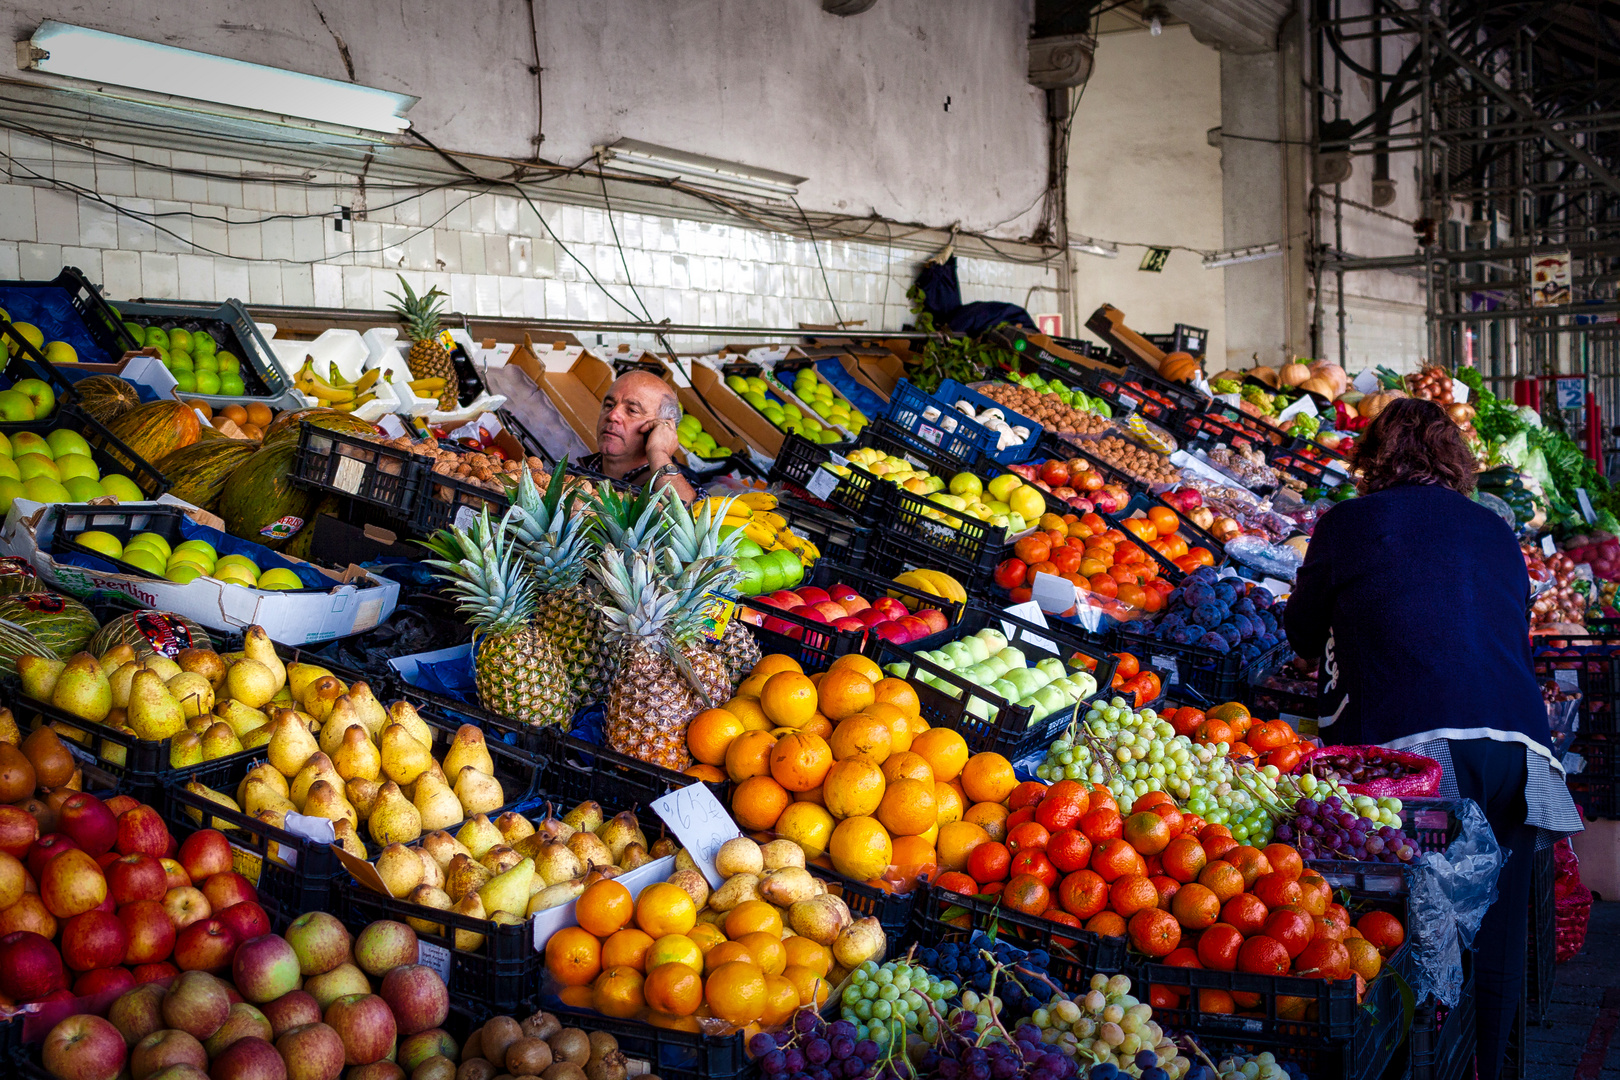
62 909 129 971
164 886 211 930
59 794 119 858
275 1023 346 1080
160 859 190 891
43 1015 127 1080
29 832 82 879
233 935 301 1003
832 617 867 633
130 1028 207 1080
108 854 169 905
177 831 232 884
872 621 912 644
103 796 140 817
132 961 179 984
95 851 120 871
120 899 178 965
174 918 238 973
116 807 171 858
261 990 323 1039
769 589 805 609
736 603 768 627
857 608 892 628
0 930 67 1000
217 901 271 944
74 966 136 997
161 970 231 1040
209 1036 288 1080
201 872 257 913
323 994 396 1066
761 615 800 638
830 589 870 614
0 804 40 858
796 606 828 625
352 921 417 976
0 893 58 938
203 1002 274 1058
347 1065 404 1080
378 965 449 1035
796 587 831 606
896 615 933 640
811 601 848 622
108 980 168 1044
40 847 108 919
396 1031 456 1073
869 596 910 621
283 912 353 977
915 608 950 635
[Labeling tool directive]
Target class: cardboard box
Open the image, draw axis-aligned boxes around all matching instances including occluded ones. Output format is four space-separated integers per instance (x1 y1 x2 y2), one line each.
1572 818 1620 901
690 360 784 457
0 499 400 646
840 348 907 400
307 514 422 564
508 336 612 452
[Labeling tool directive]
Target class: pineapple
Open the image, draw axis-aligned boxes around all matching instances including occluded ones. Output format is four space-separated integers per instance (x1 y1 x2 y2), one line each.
386 273 458 410
423 508 572 728
508 463 611 706
663 492 760 690
591 548 735 771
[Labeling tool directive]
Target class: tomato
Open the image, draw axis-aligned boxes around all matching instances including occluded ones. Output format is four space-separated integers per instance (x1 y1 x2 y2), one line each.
1014 536 1051 564
1051 546 1083 575
994 558 1029 590
1028 561 1058 579
1124 518 1157 542
1089 574 1118 599
1147 506 1181 536
1009 587 1033 603
1188 546 1216 567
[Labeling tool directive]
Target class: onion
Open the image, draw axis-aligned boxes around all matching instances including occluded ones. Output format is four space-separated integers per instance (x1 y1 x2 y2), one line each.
1447 403 1476 425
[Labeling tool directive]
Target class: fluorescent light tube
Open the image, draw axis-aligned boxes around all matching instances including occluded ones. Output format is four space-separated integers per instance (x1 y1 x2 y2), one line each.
1203 243 1284 269
597 139 807 199
18 20 416 133
1072 238 1120 258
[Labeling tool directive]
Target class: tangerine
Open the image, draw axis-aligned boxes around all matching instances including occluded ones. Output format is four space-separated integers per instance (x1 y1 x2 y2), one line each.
877 778 938 836
722 697 771 731
685 764 727 783
725 730 778 782
828 653 883 684
1151 875 1181 908
1169 883 1220 930
1197 989 1236 1014
1251 873 1302 910
1046 829 1093 873
967 841 1011 883
731 776 791 831
724 900 785 939
1122 812 1171 855
601 927 655 971
1006 821 1050 854
1009 780 1052 811
783 965 831 1009
1109 874 1160 917
784 937 832 977
1196 924 1245 971
775 801 836 859
592 966 646 1018
937 820 991 872
750 655 805 680
1035 782 1091 830
760 672 818 728
644 960 704 1016
1059 869 1109 919
1079 808 1123 844
1161 837 1208 883
545 926 602 987
1297 872 1332 917
963 801 1009 842
1197 861 1246 904
736 931 787 975
1295 938 1351 980
1262 908 1315 958
872 678 921 717
1202 834 1239 861
881 751 935 785
1344 937 1383 981
687 924 727 955
888 835 938 891
1222 893 1270 936
636 883 698 937
688 710 745 766
823 758 886 818
761 973 800 1026
912 729 969 783
1129 908 1182 958
577 880 635 937
1262 844 1303 882
818 669 878 720
1090 837 1146 883
1010 848 1058 887
1220 846 1271 889
768 732 834 792
1002 873 1050 916
828 714 892 763
1356 911 1406 953
704 941 754 973
1086 911 1127 938
829 816 893 881
960 752 1018 805
705 960 768 1026
1236 936 1290 976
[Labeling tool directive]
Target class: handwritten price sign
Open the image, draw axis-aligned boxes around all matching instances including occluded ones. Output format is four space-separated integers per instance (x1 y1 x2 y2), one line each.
651 783 740 890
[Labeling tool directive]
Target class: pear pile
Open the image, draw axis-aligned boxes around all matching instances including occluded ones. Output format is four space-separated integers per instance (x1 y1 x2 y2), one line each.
15 625 301 765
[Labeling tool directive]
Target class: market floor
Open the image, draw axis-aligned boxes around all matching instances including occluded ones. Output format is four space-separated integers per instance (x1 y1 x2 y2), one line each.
1532 901 1620 1077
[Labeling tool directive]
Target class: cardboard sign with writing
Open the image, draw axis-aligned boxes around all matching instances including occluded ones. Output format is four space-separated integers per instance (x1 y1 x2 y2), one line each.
651 783 740 889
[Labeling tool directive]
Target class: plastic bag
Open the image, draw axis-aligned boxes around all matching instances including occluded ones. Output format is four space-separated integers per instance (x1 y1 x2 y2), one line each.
1295 745 1442 797
1406 798 1504 1007
1224 534 1303 580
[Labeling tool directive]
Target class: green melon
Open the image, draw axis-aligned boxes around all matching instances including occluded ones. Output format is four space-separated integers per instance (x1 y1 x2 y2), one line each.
216 440 312 550
158 439 261 512
87 610 215 660
0 592 100 656
0 557 45 598
0 618 55 674
73 376 143 427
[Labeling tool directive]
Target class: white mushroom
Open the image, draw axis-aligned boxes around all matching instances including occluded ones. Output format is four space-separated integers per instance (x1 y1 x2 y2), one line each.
940 416 959 433
979 407 1005 424
922 405 943 423
1011 425 1031 440
954 401 977 418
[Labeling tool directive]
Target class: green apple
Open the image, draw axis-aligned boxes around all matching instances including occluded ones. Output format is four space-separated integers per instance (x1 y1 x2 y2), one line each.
165 563 204 584
13 379 56 419
219 373 245 396
143 326 169 349
43 342 77 364
173 370 196 393
817 429 842 445
8 324 43 356
949 473 984 499
256 567 304 590
194 352 219 373
122 322 144 342
0 432 11 458
62 477 106 501
74 531 123 558
130 532 173 557
214 564 258 587
0 477 23 513
0 459 18 482
192 331 216 356
745 377 768 395
46 431 92 459
677 415 702 438
121 547 167 576
193 371 221 395
100 475 144 501
0 392 35 422
168 327 192 352
744 391 769 411
986 474 1023 503
215 352 239 374
168 352 194 372
21 477 69 503
215 554 260 575
15 455 59 482
10 433 48 459
55 455 99 483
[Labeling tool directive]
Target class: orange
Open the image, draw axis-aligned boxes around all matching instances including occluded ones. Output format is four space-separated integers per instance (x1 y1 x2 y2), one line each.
912 729 969 783
1357 911 1406 953
1169 883 1220 930
1122 812 1171 856
736 931 787 974
828 714 892 763
882 751 935 785
760 672 818 728
963 802 1009 842
769 732 834 791
864 702 917 754
1344 936 1383 981
784 936 833 976
1109 874 1160 917
601 927 655 971
829 816 893 881
577 879 634 937
1086 911 1127 938
687 709 745 766
783 964 832 1009
762 972 800 1027
828 653 883 683
750 655 804 680
819 669 878 721
960 753 1018 805
725 900 785 939
795 785 827 807
635 882 698 937
723 697 771 731
646 934 704 971
706 960 768 1026
731 776 791 831
704 941 754 973
545 926 602 987
724 730 778 782
774 801 836 859
872 678 921 717
934 781 965 824
687 924 727 955
801 713 834 740
877 778 938 836
823 757 886 817
644 960 704 1016
937 820 991 872
887 835 938 891
591 965 646 1018
1197 862 1246 905
685 764 727 783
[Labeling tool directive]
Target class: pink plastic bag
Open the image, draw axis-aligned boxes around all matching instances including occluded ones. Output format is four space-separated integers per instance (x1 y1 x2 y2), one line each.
1294 745 1443 797
1555 838 1592 963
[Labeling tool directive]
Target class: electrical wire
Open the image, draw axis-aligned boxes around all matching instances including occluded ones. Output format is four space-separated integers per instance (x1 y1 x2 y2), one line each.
595 160 655 324
793 196 846 329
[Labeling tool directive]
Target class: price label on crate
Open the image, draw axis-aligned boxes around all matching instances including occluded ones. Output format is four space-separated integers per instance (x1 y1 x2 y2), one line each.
378 413 409 439
1150 655 1179 684
829 451 848 467
651 783 740 890
418 941 452 983
1353 369 1381 394
1577 487 1597 524
1116 394 1138 413
284 812 336 846
806 466 839 501
1555 667 1580 691
1029 572 1077 617
1543 535 1557 556
229 843 264 885
332 456 366 495
1278 395 1317 422
454 505 479 532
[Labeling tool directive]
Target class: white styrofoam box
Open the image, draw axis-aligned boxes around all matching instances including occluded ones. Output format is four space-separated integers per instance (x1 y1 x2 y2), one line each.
361 330 437 418
428 391 507 428
266 328 369 385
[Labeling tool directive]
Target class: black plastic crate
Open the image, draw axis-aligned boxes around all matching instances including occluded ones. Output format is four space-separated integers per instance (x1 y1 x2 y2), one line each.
1073 363 1209 424
809 869 917 937
1528 842 1555 1025
1565 735 1618 818
1098 492 1189 584
541 1002 751 1080
413 469 518 538
161 752 345 929
538 725 721 810
117 297 291 402
907 882 1129 992
1113 624 1291 704
872 603 1119 760
0 397 170 498
1173 401 1291 451
864 483 1003 590
1403 953 1477 1080
767 432 885 521
293 421 424 516
1247 675 1321 721
0 266 138 369
775 494 871 568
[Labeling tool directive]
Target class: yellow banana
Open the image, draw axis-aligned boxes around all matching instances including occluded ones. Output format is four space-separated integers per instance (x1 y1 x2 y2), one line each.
743 521 779 548
893 571 940 600
325 362 353 389
355 368 382 393
705 496 744 519
409 378 447 392
305 377 355 403
737 492 778 511
755 511 788 531
913 569 967 605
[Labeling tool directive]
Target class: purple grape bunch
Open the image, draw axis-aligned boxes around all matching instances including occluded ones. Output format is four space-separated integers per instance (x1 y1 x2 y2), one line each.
753 1011 882 1080
897 1011 1078 1080
1281 795 1418 863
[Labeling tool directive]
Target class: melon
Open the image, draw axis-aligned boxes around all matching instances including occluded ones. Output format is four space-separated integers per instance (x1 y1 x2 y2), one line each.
158 439 261 512
74 376 143 426
264 408 378 445
88 611 215 660
105 400 202 483
0 557 44 598
216 440 313 550
0 592 100 657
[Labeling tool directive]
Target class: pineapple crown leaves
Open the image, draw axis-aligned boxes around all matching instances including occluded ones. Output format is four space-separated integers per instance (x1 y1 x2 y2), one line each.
589 547 738 704
421 507 537 638
588 478 675 554
385 273 446 338
663 491 744 566
509 462 597 588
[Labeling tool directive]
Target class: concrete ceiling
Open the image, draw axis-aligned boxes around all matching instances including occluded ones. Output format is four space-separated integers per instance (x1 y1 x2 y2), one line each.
1161 0 1294 52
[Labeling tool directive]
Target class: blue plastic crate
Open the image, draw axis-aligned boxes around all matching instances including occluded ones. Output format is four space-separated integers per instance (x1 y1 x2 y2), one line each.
883 379 989 464
933 378 1043 463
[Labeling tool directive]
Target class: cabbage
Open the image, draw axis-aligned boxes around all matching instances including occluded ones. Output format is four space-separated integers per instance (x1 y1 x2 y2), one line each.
1499 431 1530 469
1517 406 1542 427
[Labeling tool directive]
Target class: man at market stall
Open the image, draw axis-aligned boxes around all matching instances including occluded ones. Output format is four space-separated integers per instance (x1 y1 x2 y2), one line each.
1284 396 1581 1080
579 370 699 502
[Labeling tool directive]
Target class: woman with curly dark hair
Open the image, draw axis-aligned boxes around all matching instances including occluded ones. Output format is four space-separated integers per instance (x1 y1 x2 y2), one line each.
1286 395 1579 1080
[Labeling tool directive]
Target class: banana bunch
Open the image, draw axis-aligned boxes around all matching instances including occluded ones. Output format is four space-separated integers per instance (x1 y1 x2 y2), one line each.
709 493 822 567
893 568 967 606
295 358 383 412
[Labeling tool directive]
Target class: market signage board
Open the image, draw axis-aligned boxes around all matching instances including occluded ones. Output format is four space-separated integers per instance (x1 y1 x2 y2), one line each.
1557 377 1586 409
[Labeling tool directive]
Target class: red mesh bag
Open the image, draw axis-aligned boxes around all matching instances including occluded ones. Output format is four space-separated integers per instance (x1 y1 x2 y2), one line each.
1554 838 1592 963
1293 745 1443 797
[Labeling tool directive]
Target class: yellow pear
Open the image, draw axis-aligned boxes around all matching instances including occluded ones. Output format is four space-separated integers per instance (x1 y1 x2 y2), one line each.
567 831 613 870
18 656 65 702
528 879 585 916
563 801 604 833
98 644 137 676
301 778 358 830
405 884 450 936
166 672 215 719
290 752 342 808
286 661 334 702
185 714 211 736
454 766 505 818
496 811 535 846
169 731 203 769
444 852 492 901
51 653 111 723
441 724 494 778
367 781 422 845
478 857 535 918
140 655 181 681
225 659 278 709
255 809 294 865
199 721 244 761
184 781 239 831
0 707 16 746
126 668 185 739
379 723 433 786
302 676 347 721
456 814 504 859
215 699 270 739
375 843 424 898
176 648 228 690
241 778 295 817
240 762 289 800
597 811 645 861
346 777 382 821
533 838 584 886
413 770 465 832
330 819 366 859
386 701 434 750
242 626 286 690
267 713 320 777
415 846 445 890
480 845 522 875
333 724 381 782
420 831 470 871
319 696 369 756
451 892 487 950
241 724 274 750
345 682 387 739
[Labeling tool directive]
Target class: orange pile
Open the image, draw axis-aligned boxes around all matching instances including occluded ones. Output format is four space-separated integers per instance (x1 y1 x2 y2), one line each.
1164 701 1306 771
995 510 1182 620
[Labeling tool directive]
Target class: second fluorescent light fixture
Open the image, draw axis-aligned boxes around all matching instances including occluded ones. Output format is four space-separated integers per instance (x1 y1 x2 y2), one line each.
597 139 807 199
18 20 416 134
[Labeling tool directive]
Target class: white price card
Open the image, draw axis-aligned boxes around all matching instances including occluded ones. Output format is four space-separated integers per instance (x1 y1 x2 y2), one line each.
282 812 336 845
1451 379 1470 404
1001 601 1056 653
805 466 840 501
454 505 479 532
418 941 452 983
1029 571 1078 617
1543 535 1558 556
1259 578 1292 598
1555 667 1581 691
1149 655 1179 683
377 413 409 439
1278 395 1318 422
652 783 741 890
1352 369 1381 394
1577 487 1597 524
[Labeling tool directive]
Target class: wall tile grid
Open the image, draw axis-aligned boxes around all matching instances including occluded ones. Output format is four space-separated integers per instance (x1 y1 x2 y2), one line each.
0 142 1052 353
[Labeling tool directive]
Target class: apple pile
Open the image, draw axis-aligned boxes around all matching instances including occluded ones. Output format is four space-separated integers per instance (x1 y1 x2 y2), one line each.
0 426 152 517
69 532 307 591
821 451 1052 536
883 627 1099 728
740 582 952 645
1006 458 1132 517
35 914 454 1080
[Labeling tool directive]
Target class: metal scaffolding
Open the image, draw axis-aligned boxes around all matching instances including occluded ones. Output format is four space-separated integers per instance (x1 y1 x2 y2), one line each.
1307 0 1620 437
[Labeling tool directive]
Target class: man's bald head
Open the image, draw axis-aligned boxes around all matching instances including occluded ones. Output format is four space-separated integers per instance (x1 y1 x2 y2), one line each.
597 370 680 461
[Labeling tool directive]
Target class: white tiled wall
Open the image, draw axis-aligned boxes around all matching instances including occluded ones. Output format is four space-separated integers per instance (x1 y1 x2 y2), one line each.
0 132 1055 350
